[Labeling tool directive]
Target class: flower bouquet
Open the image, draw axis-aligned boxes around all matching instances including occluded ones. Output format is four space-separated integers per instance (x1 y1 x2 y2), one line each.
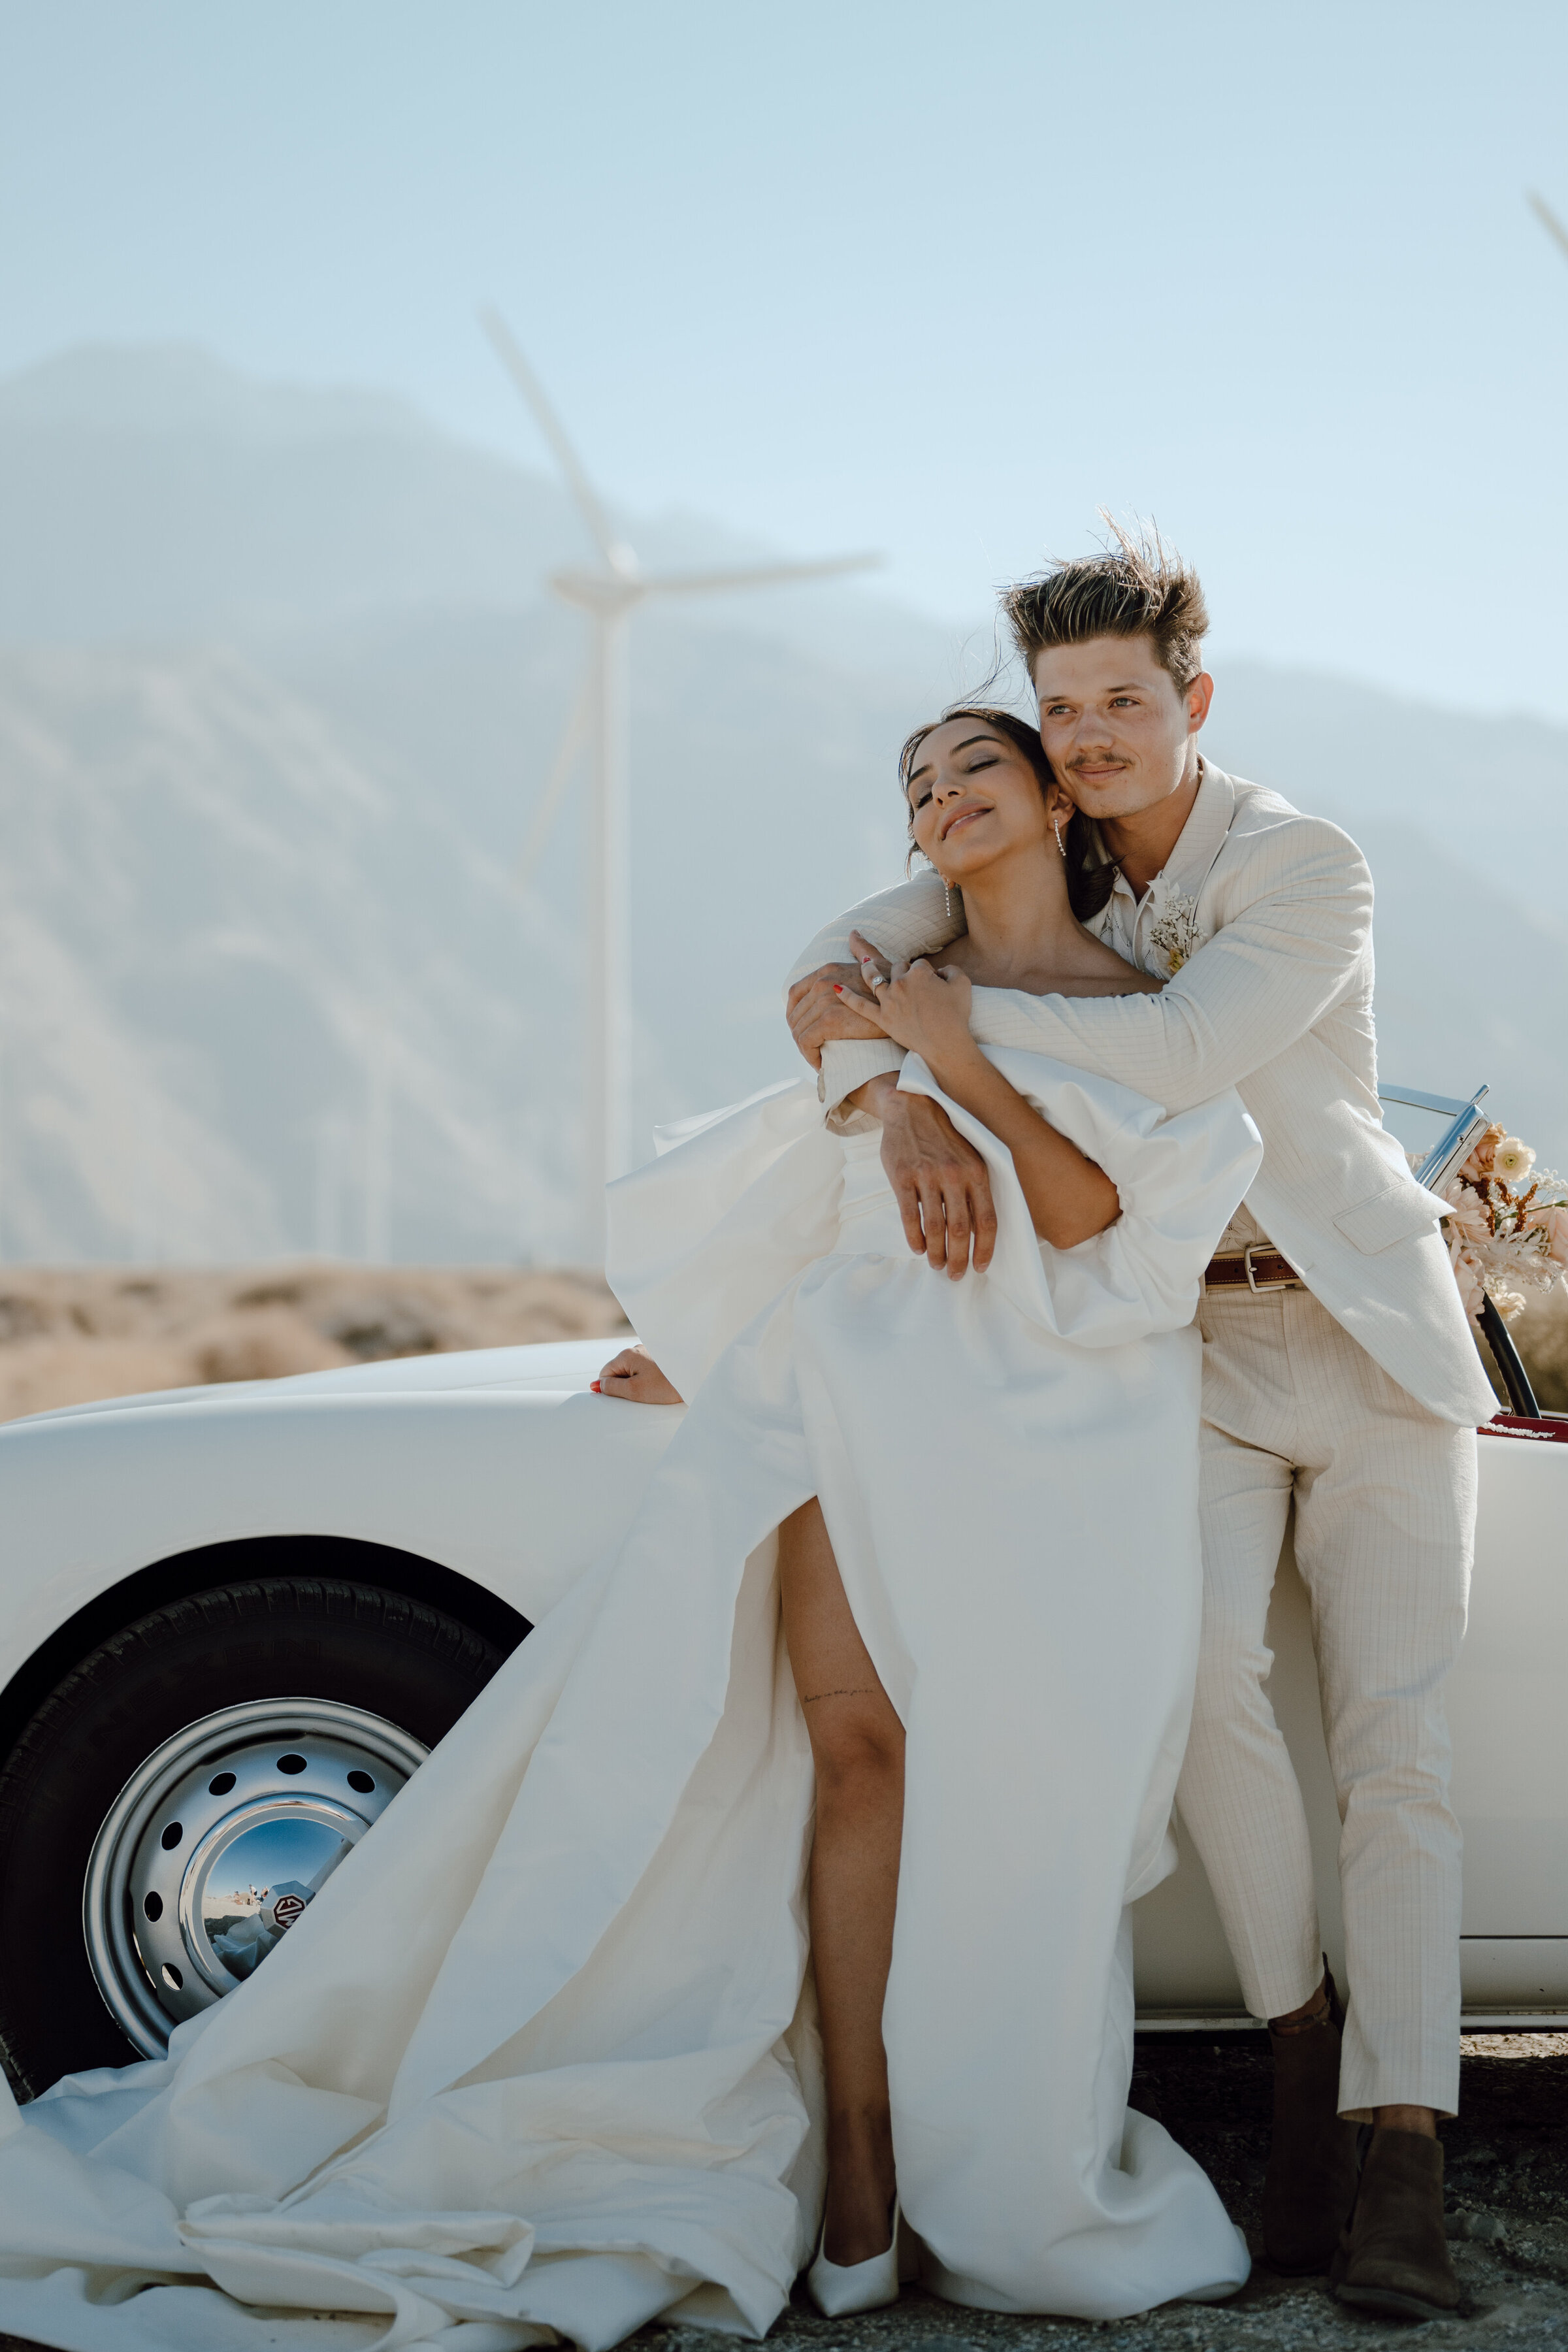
1438 1124 1568 1324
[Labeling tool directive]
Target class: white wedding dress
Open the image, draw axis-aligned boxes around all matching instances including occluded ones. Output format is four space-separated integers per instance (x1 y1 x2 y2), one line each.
0 1049 1260 2352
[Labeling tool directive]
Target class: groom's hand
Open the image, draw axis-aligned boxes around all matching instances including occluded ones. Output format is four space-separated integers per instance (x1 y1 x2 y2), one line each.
860 1079 997 1279
787 962 885 1068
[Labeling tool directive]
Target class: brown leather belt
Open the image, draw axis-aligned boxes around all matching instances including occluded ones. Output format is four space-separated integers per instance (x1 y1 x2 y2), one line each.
1203 1245 1306 1294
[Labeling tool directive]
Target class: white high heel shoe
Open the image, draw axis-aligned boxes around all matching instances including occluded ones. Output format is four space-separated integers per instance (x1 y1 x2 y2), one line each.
806 2198 902 2317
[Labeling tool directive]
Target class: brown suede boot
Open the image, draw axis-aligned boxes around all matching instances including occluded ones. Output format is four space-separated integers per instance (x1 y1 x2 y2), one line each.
1331 2127 1462 2322
1262 1967 1360 2272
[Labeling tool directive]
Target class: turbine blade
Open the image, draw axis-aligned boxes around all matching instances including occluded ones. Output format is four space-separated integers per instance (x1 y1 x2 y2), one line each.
638 551 883 598
514 667 594 890
480 305 626 568
1528 189 1568 266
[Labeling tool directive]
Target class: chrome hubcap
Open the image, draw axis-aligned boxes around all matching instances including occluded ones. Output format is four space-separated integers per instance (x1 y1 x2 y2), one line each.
84 1699 427 2057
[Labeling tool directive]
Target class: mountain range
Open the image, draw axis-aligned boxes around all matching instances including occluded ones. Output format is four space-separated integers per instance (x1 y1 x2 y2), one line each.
1 342 1563 1262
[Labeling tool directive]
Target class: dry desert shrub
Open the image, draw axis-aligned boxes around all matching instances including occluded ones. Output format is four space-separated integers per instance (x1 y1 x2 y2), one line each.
1510 1286 1568 1411
188 1307 351 1386
0 1265 631 1424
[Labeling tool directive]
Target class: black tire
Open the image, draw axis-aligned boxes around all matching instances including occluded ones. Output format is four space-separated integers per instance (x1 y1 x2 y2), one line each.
0 1578 507 2097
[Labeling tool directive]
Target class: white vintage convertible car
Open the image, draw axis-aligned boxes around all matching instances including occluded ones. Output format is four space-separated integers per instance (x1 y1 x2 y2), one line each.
0 1085 1563 2100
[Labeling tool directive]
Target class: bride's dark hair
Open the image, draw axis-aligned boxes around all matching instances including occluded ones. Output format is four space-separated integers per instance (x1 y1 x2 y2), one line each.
898 705 1116 924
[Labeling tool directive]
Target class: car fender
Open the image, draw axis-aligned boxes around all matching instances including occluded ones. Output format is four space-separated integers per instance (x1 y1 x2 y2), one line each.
0 1386 683 1703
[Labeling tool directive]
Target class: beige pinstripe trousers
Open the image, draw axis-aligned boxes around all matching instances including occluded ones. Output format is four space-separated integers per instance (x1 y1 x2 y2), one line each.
1176 1269 1477 2120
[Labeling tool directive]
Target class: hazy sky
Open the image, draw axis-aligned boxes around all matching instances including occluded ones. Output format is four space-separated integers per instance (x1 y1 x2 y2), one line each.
4 1 1567 717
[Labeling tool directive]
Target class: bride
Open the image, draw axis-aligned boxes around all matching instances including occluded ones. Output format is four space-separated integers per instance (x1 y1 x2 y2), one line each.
0 707 1262 2352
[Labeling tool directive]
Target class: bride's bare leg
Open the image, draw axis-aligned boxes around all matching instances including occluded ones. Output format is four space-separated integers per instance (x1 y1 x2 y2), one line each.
778 1497 904 2267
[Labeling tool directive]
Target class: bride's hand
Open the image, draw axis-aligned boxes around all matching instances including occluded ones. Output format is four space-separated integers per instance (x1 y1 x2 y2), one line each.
593 1345 684 1405
840 945 976 1075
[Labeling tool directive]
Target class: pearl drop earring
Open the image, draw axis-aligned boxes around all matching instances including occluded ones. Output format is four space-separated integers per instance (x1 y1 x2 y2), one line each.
1053 816 1066 858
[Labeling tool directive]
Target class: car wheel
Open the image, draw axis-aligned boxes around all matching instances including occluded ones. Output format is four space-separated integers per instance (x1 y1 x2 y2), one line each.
0 1576 508 2097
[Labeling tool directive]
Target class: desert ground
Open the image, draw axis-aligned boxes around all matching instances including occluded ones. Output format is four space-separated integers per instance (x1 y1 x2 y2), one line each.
0 1260 633 1422
0 1262 1564 1426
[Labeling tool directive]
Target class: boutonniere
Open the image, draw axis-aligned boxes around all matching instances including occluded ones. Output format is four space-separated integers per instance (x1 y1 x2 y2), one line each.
1146 877 1207 976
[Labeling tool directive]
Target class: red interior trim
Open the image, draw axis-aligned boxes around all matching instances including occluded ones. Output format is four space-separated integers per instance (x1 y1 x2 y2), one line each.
1479 1413 1568 1443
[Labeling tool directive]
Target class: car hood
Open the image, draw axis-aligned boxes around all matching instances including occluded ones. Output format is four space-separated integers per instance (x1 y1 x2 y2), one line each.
8 1337 615 1427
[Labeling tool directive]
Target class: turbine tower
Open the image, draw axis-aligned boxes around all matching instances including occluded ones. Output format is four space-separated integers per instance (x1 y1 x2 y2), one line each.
1527 189 1568 266
480 307 880 1248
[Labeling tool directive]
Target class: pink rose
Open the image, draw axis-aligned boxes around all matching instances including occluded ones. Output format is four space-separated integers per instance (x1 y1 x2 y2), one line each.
1460 1124 1505 1181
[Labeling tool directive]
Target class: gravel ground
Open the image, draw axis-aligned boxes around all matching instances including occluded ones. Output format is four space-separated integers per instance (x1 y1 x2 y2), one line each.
3 2034 1563 2352
642 2033 1568 2352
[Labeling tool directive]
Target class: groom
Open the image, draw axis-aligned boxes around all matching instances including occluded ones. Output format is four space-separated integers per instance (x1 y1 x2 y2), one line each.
783 529 1496 2323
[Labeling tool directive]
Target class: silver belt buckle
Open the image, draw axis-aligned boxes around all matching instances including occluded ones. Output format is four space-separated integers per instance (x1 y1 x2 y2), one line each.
1244 1244 1291 1294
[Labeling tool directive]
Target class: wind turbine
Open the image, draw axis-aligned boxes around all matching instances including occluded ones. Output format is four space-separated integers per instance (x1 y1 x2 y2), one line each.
1527 189 1568 265
479 306 881 1245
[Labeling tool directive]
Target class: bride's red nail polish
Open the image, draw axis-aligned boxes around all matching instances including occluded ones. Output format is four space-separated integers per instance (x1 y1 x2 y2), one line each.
833 984 843 994
590 1380 602 1392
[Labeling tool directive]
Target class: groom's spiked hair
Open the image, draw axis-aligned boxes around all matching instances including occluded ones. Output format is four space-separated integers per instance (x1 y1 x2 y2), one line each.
1002 517 1209 695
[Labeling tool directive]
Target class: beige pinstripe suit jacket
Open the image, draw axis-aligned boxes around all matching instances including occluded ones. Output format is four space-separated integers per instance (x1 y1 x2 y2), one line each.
787 760 1497 1428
